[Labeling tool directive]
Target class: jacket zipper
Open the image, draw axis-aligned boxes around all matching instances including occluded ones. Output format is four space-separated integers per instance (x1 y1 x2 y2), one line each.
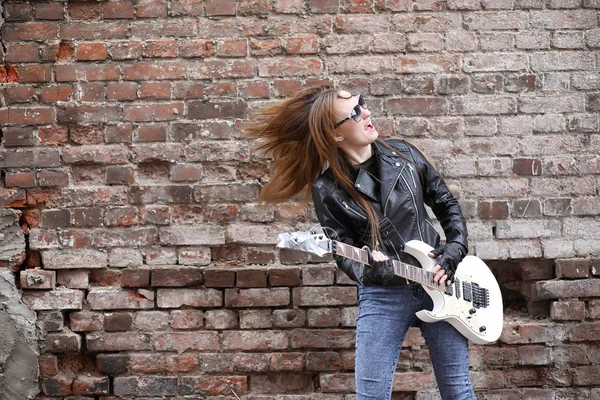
399 174 424 242
408 164 418 189
383 164 406 215
341 200 367 220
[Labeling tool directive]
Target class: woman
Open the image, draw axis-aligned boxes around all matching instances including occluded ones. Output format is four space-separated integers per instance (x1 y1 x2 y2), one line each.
246 85 475 399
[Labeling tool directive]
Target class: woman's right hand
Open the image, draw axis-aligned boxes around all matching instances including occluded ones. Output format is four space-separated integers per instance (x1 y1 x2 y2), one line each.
364 248 394 284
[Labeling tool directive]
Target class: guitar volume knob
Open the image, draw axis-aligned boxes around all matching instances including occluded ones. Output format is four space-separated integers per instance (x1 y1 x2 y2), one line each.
479 326 486 332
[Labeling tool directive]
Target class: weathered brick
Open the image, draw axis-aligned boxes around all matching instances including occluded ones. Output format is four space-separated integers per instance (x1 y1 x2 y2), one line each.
156 288 222 308
225 288 290 307
535 279 600 300
223 331 288 351
133 311 169 331
87 332 153 352
291 329 356 349
293 287 357 307
170 310 204 329
41 332 81 353
551 300 585 321
151 268 203 287
56 270 89 289
113 376 178 396
96 353 127 375
23 289 84 310
154 332 220 352
87 288 154 310
159 226 226 245
70 311 104 332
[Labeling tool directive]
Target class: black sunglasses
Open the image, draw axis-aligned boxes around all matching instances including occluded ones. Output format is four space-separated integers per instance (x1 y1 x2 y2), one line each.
334 94 368 128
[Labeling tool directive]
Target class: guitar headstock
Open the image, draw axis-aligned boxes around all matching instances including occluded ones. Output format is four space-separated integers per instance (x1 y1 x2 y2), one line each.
276 231 332 257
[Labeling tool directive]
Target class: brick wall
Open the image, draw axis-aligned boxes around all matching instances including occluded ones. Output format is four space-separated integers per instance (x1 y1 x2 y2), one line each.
1 0 599 398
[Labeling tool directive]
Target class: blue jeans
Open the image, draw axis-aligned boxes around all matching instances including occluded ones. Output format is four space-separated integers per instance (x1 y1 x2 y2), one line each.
356 283 476 400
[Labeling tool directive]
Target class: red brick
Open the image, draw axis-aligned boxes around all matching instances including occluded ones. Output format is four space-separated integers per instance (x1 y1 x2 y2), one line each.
570 321 600 342
283 35 319 54
56 270 89 289
293 287 357 306
121 269 150 287
87 289 154 310
109 41 143 60
157 288 221 308
104 206 138 227
124 102 184 121
123 61 184 80
236 269 267 288
143 40 177 58
205 0 236 15
86 332 153 352
223 331 288 351
216 39 247 57
71 207 103 227
72 376 109 395
103 0 135 18
268 268 301 286
20 269 56 289
555 259 591 278
308 308 341 327
205 310 238 329
42 375 74 396
165 353 199 373
38 126 68 145
514 158 543 175
478 201 510 219
247 247 276 265
170 164 203 181
170 310 204 329
107 82 137 101
225 288 290 307
37 170 69 187
270 352 304 371
139 82 171 100
104 312 133 331
40 209 70 229
36 3 65 19
41 332 82 353
5 85 37 104
68 1 102 19
5 172 36 188
128 353 166 373
70 311 104 332
140 205 171 225
76 43 108 60
136 0 168 17
96 353 127 375
90 269 122 287
179 40 215 58
308 0 339 13
151 268 204 287
306 351 343 371
2 22 58 41
302 266 336 286
204 269 236 287
258 57 323 77
39 355 59 376
177 246 211 265
154 332 220 352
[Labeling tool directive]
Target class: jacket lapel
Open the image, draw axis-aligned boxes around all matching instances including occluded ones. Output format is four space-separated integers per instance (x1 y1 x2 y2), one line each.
374 141 407 213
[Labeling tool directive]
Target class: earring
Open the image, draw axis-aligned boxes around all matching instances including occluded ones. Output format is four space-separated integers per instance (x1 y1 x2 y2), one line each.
335 136 344 142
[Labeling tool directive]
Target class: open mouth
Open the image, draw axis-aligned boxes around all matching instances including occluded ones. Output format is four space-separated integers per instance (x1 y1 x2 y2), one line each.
365 121 375 131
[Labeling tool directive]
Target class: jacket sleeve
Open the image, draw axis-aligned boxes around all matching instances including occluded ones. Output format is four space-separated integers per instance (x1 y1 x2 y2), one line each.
311 182 368 285
405 142 469 253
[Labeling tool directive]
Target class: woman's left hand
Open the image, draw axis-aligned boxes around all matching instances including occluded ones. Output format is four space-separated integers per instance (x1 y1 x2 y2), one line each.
428 242 465 286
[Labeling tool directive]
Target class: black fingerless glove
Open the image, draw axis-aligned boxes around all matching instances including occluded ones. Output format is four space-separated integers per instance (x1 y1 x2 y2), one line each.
363 247 395 285
430 242 467 282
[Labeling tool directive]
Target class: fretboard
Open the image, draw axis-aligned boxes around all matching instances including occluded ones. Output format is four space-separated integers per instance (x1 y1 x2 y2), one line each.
333 240 445 291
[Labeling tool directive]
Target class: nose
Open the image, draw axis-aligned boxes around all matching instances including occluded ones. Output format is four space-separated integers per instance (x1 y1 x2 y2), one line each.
362 107 371 120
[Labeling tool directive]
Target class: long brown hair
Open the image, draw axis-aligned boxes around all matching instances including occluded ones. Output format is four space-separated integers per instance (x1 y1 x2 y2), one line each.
244 84 382 249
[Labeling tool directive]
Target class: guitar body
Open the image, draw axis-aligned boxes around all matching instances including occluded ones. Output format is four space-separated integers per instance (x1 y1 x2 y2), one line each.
404 240 503 345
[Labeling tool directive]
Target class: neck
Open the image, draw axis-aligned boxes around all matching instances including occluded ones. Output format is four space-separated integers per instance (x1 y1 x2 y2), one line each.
344 144 373 165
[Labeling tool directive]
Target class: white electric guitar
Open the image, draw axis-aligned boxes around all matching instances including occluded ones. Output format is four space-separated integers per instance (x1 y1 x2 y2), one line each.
277 231 503 345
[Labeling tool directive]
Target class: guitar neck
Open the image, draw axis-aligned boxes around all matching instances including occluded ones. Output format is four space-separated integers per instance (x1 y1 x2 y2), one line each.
332 240 445 290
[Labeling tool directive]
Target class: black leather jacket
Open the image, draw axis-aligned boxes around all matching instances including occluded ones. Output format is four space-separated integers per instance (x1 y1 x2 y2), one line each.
311 139 468 286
